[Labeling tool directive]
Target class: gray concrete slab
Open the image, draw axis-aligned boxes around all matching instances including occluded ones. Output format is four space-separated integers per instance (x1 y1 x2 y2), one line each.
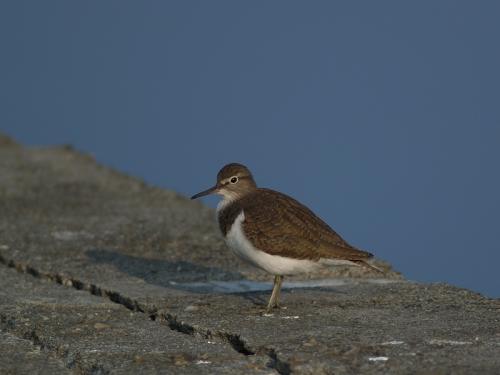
0 266 269 374
162 281 500 374
1 133 499 374
0 330 71 375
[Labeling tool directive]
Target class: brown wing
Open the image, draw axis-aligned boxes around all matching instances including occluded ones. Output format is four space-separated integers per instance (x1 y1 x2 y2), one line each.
241 189 373 261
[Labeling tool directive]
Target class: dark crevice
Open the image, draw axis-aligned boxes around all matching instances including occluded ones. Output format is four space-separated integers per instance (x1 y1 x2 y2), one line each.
215 331 255 356
0 254 291 369
266 348 292 375
161 313 196 335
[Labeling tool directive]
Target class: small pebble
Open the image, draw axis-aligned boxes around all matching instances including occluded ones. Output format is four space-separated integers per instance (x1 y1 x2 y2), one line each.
368 356 388 362
94 322 110 330
184 305 199 312
381 340 405 346
173 354 189 366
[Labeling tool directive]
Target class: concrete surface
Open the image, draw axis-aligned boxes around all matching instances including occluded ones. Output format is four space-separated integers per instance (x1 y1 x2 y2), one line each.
0 133 499 374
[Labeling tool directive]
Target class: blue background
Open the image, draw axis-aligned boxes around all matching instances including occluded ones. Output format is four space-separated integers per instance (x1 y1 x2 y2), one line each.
1 1 499 297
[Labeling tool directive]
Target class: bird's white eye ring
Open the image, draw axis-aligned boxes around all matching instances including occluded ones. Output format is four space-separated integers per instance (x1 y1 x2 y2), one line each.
230 176 238 184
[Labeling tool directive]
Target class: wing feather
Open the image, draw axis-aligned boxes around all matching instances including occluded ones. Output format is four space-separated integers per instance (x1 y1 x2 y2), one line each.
240 189 373 261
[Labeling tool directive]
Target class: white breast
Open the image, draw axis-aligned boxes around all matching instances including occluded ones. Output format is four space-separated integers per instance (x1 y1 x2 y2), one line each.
216 196 233 214
224 211 321 276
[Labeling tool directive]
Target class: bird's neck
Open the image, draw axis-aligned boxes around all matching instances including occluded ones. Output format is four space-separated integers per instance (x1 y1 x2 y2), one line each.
216 195 246 237
216 188 255 214
216 195 235 214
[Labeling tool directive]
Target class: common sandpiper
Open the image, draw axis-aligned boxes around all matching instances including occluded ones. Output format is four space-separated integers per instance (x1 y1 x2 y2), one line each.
191 163 381 312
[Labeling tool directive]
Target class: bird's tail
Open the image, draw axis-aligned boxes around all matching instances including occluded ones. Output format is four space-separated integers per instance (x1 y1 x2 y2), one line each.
351 259 385 274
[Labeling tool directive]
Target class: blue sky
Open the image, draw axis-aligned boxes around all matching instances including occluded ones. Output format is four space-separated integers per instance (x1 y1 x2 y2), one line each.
1 1 499 297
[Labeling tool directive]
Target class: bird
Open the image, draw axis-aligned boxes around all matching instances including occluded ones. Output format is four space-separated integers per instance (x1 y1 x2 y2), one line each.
191 163 381 312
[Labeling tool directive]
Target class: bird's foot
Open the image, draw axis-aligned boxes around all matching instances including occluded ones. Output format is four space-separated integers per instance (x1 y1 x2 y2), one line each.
265 303 281 314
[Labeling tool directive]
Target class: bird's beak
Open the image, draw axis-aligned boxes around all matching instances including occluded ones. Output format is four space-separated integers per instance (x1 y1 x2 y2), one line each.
191 185 218 200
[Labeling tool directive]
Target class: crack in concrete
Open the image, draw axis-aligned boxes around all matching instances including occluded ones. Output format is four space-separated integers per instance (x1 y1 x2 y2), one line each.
22 330 109 375
0 314 108 375
266 348 292 375
0 253 290 373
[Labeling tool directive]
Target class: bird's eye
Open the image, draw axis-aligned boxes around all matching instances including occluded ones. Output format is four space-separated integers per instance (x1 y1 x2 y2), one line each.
230 176 239 184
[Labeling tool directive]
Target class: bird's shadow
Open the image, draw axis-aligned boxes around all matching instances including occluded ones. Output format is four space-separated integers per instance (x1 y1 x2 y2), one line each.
86 248 243 288
85 248 346 307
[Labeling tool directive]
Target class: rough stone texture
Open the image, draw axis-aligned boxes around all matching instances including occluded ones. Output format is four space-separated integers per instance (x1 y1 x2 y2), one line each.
0 330 71 375
1 133 499 374
0 266 266 374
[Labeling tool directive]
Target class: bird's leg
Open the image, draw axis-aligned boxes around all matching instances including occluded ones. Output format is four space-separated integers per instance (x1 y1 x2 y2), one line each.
275 275 283 307
266 275 284 312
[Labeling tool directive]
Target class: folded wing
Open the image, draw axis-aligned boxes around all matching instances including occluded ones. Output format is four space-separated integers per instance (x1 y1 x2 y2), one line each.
241 189 373 261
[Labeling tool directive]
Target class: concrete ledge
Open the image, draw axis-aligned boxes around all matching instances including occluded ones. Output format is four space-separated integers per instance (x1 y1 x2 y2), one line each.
1 134 499 374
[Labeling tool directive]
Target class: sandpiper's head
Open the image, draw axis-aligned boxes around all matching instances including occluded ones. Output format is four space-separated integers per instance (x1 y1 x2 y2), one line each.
191 163 257 201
